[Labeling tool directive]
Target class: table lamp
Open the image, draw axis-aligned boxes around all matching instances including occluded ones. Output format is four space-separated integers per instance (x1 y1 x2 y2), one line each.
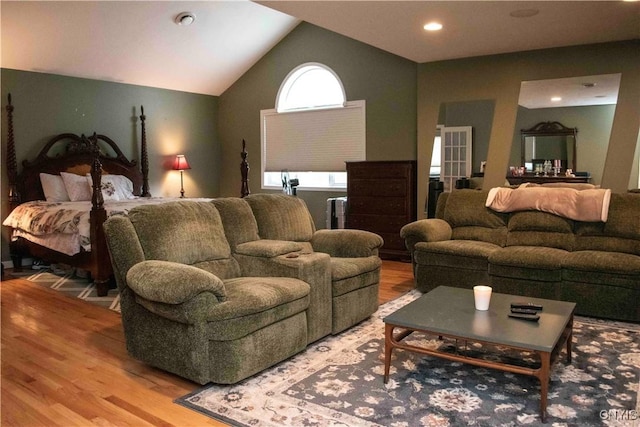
173 154 191 198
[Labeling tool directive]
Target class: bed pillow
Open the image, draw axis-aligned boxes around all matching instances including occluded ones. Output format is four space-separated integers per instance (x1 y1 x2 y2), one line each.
87 174 136 200
39 173 70 202
85 175 120 201
60 172 92 201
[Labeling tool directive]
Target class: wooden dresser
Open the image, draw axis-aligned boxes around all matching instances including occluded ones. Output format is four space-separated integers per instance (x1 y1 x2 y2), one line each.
346 161 417 260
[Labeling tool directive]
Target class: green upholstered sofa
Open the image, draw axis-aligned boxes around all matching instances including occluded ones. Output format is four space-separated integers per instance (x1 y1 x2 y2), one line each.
400 189 640 322
103 195 382 385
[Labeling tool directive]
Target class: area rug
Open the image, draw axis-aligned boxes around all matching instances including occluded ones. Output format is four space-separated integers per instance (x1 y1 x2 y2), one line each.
176 290 640 427
10 265 121 312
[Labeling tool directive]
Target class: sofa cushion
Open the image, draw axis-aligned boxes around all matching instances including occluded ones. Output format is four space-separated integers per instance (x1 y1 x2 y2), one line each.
574 193 640 255
330 256 381 297
488 246 568 282
443 189 508 229
508 211 574 233
211 198 260 250
507 211 575 251
246 194 316 242
206 277 310 340
507 230 575 251
562 250 640 287
598 193 640 240
414 240 501 270
128 201 231 266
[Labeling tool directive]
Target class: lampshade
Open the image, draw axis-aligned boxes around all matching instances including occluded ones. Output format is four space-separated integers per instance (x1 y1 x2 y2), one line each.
173 154 191 171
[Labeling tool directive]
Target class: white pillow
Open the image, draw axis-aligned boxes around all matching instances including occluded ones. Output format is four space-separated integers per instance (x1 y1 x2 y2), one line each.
60 172 92 201
106 174 136 200
39 173 70 202
85 175 119 201
86 174 136 201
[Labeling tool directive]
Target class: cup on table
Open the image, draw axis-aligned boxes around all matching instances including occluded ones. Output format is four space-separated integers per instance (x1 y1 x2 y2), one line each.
473 285 492 311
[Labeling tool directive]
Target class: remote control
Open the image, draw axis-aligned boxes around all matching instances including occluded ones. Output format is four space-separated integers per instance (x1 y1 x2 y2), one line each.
511 308 538 315
508 313 540 322
511 302 543 311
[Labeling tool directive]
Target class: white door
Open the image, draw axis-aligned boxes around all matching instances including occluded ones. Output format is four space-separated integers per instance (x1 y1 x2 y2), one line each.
440 126 473 192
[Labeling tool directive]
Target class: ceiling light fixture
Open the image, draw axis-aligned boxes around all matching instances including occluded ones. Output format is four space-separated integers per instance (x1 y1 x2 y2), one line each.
509 9 540 18
423 22 443 31
582 82 596 88
551 97 562 102
175 12 196 26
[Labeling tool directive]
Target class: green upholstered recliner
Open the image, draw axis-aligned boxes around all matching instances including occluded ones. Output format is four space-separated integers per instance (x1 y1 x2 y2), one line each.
103 201 312 385
241 194 384 335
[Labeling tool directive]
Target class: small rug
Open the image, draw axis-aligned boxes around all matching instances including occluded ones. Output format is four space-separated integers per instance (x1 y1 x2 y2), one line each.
176 290 640 427
11 265 121 312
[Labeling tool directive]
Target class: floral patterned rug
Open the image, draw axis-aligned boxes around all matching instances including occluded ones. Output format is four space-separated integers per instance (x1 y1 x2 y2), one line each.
176 290 640 427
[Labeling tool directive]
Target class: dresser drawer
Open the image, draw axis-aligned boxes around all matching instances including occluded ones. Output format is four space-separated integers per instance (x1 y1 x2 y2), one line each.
348 179 407 197
347 162 412 179
348 196 408 216
347 214 408 233
377 232 405 251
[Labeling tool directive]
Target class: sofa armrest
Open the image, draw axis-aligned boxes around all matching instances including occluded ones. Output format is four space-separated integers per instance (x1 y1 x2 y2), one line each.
311 229 384 258
400 219 453 253
235 240 304 257
126 260 227 305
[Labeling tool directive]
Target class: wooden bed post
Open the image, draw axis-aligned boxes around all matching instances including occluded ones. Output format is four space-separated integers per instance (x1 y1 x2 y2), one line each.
140 106 151 197
89 135 111 296
6 94 20 209
5 93 25 271
241 139 250 197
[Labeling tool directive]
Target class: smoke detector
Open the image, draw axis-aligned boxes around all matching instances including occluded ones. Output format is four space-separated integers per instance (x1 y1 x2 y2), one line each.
175 12 196 26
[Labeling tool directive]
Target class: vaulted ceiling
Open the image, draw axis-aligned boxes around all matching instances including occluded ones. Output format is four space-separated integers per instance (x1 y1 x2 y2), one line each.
1 1 638 98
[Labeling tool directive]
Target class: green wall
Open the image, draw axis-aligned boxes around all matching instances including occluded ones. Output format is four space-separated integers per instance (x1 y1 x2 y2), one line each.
438 100 495 175
1 68 219 262
218 23 417 227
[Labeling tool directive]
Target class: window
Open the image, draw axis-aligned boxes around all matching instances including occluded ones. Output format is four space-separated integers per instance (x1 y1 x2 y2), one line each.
262 63 365 191
430 125 444 178
277 64 345 112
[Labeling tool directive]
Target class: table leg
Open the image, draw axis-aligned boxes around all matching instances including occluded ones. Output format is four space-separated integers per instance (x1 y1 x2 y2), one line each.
539 352 551 422
566 317 573 364
384 324 394 383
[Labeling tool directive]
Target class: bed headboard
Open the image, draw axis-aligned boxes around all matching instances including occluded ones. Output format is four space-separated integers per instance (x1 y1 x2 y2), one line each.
5 94 149 205
19 133 144 203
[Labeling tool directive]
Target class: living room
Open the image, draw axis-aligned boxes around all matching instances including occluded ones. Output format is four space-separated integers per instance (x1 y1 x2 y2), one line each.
1 1 639 425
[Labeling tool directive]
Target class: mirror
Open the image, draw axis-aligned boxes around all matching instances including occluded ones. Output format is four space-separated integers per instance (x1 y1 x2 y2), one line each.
521 121 577 173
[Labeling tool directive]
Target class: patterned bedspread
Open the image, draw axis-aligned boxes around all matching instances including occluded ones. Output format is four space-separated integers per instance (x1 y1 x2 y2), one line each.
3 197 213 254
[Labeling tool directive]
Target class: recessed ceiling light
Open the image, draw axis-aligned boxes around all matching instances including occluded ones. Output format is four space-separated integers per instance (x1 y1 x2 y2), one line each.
175 12 196 26
551 97 562 102
510 9 540 18
582 82 596 88
423 22 443 31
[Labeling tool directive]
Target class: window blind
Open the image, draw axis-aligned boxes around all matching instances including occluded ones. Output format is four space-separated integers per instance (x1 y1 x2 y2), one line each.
262 101 365 172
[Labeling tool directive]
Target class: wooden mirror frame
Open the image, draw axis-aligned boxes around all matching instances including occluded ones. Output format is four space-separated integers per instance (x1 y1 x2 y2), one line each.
520 121 578 172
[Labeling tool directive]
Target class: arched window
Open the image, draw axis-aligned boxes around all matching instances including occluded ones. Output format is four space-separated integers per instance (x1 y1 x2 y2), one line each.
276 63 346 112
261 63 365 194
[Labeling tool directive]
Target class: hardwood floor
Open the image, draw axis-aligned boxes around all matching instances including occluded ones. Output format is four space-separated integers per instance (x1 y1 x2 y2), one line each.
1 260 414 426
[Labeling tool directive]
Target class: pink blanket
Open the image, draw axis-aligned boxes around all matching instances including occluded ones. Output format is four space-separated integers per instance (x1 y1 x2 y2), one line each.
485 186 611 222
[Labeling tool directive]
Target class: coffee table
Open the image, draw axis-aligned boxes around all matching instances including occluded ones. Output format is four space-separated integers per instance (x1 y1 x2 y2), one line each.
383 286 575 422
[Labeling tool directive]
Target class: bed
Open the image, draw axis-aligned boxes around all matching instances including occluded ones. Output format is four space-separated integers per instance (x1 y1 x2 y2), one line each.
3 94 245 296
